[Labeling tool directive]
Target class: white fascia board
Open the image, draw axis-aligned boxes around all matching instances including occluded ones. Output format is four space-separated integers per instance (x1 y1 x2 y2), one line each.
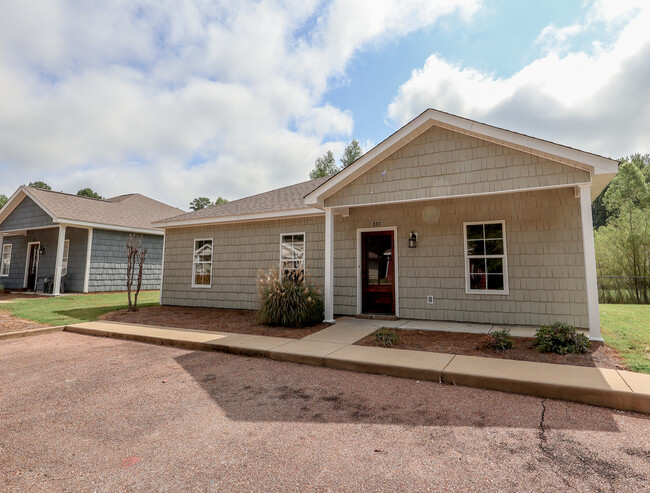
157 207 324 228
305 109 619 204
58 219 164 236
0 187 59 225
426 109 619 174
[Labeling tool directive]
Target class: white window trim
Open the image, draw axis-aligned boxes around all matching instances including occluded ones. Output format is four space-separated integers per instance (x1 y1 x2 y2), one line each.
463 220 509 295
0 243 11 277
61 239 70 277
280 232 306 279
192 238 213 288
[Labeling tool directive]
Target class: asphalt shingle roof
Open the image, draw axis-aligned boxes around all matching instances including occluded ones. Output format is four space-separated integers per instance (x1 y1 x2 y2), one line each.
27 187 184 230
162 176 329 222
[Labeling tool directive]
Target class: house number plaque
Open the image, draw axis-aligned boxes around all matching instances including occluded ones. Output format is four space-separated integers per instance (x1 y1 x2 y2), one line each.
372 221 381 227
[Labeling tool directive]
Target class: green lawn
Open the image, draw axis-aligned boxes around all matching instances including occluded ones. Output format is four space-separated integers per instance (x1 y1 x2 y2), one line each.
600 304 650 374
0 291 160 327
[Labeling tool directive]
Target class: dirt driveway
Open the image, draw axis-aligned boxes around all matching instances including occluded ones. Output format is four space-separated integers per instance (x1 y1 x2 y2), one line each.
1 333 648 492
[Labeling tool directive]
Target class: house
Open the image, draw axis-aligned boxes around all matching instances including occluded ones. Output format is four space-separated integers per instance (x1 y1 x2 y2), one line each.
0 187 183 294
154 109 619 341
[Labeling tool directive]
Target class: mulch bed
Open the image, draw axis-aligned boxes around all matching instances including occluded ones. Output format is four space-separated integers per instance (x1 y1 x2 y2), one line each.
357 329 625 369
102 305 328 339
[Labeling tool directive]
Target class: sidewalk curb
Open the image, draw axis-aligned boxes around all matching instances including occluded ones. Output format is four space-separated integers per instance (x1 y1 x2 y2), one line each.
63 322 650 415
0 326 63 340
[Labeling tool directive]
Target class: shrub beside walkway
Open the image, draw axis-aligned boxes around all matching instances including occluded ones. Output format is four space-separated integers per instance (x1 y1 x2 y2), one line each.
64 318 650 415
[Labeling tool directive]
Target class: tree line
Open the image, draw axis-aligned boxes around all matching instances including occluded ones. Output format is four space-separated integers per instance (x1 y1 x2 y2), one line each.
593 153 650 303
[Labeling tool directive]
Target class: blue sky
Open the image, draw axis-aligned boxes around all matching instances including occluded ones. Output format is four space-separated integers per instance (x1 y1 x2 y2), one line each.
0 0 648 209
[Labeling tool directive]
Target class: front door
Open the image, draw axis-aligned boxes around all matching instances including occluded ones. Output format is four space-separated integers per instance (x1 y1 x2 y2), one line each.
361 231 395 315
26 243 40 291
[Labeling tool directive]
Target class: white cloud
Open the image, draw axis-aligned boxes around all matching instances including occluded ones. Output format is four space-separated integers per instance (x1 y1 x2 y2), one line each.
388 0 650 159
0 0 479 208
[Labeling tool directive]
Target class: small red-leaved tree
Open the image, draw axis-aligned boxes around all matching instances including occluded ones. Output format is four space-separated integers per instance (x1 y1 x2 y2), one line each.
126 234 148 311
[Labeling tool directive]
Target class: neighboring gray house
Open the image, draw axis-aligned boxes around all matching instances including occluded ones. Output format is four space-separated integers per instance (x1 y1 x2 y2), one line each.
0 187 183 294
155 109 619 341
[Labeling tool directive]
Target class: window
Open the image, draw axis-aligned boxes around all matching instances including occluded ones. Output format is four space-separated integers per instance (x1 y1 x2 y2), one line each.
280 233 305 279
464 221 508 294
192 239 213 287
61 240 70 277
1 244 11 277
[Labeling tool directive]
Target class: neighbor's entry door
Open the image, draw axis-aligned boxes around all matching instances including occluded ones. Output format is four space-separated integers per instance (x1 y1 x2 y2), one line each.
26 243 40 291
361 231 395 315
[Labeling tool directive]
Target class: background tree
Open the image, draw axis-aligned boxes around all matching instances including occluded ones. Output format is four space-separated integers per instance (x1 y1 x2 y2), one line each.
190 197 213 211
214 197 228 205
28 181 51 190
0 194 7 209
340 139 363 168
594 154 650 303
77 188 104 199
309 150 338 179
126 234 147 311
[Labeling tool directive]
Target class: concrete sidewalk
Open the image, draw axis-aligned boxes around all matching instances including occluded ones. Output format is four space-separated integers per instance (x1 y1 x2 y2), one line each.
64 320 650 415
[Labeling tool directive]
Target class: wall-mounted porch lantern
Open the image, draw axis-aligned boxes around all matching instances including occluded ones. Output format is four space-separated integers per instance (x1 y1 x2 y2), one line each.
39 246 47 255
408 231 418 248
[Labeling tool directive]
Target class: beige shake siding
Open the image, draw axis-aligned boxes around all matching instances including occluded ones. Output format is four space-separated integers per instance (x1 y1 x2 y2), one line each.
162 187 588 328
161 216 325 310
324 126 591 208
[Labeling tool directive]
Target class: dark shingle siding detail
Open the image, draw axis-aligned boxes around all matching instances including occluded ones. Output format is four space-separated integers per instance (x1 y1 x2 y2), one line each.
0 197 54 232
87 230 163 292
64 227 89 292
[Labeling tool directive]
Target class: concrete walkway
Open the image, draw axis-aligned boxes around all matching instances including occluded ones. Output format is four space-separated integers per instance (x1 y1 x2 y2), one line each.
64 319 650 415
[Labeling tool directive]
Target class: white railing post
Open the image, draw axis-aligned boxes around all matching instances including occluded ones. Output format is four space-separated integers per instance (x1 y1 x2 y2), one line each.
53 225 67 296
324 207 335 323
579 185 602 341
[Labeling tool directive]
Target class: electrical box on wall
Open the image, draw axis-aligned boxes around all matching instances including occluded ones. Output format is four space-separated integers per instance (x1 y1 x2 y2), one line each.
427 296 434 304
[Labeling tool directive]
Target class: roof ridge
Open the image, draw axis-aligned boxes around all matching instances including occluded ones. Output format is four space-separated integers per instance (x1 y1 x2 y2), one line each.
26 186 111 203
206 176 327 209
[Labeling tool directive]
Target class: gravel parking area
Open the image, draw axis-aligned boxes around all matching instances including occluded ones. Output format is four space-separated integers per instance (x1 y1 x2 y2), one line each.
1 333 648 492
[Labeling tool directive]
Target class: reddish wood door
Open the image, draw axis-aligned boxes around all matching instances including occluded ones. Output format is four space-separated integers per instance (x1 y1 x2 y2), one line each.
361 231 395 315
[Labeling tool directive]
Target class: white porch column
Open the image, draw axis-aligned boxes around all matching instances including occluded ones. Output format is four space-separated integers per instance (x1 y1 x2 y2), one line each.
324 207 335 323
578 184 602 341
53 225 67 296
83 227 93 293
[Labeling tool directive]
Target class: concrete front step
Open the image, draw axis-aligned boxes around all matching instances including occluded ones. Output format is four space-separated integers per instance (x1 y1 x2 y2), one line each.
63 321 650 415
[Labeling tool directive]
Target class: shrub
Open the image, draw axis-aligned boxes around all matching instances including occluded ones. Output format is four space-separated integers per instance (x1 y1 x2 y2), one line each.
479 328 514 351
534 322 590 355
374 328 400 347
256 268 324 327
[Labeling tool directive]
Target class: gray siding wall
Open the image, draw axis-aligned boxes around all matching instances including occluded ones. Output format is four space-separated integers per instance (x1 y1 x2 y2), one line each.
325 126 591 208
88 230 164 292
161 217 325 309
0 229 58 290
0 196 54 231
161 188 588 328
64 227 89 292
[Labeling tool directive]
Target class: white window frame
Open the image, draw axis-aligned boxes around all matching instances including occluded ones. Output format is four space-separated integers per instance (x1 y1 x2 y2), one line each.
192 238 213 288
1 243 11 277
463 220 509 295
280 232 305 279
61 239 70 277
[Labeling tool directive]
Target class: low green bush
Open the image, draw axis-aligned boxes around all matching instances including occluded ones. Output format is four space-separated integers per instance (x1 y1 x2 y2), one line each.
534 322 590 355
480 328 514 351
374 328 401 347
256 268 324 328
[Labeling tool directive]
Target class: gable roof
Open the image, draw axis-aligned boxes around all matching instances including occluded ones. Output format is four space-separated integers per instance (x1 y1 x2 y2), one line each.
305 108 620 205
0 186 184 234
154 176 328 227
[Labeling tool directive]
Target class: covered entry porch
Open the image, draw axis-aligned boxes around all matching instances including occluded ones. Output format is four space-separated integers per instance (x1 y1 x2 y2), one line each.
0 225 93 295
320 184 603 341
